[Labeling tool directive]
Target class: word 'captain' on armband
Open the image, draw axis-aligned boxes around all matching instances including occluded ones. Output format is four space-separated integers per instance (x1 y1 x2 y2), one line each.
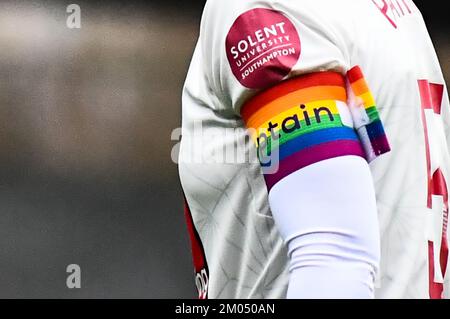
241 72 366 191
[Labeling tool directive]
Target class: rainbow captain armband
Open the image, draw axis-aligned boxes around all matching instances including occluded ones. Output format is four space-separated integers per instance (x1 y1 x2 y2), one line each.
241 69 390 191
346 66 391 162
241 72 365 191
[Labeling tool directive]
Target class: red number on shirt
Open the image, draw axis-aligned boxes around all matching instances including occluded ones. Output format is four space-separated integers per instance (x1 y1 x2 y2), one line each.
418 79 449 299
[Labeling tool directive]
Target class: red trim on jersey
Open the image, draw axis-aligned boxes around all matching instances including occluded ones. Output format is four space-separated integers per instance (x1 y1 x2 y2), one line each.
183 196 209 299
430 83 444 115
241 72 345 122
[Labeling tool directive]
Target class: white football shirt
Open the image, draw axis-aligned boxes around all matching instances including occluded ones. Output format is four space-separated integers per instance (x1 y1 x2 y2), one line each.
179 0 450 299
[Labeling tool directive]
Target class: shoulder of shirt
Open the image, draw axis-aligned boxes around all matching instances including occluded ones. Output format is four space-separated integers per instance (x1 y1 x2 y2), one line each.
199 0 354 56
196 0 355 113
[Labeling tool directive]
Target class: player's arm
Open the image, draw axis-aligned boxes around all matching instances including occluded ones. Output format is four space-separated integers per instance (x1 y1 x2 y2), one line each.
242 67 389 298
206 1 391 298
230 4 390 298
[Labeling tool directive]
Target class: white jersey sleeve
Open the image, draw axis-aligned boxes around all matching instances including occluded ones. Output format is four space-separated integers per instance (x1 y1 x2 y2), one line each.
200 0 353 115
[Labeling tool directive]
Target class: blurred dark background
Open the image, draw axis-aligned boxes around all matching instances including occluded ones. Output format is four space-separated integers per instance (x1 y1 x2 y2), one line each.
0 1 447 298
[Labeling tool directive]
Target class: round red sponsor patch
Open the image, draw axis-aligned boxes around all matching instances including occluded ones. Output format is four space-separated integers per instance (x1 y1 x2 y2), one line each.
226 8 301 90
